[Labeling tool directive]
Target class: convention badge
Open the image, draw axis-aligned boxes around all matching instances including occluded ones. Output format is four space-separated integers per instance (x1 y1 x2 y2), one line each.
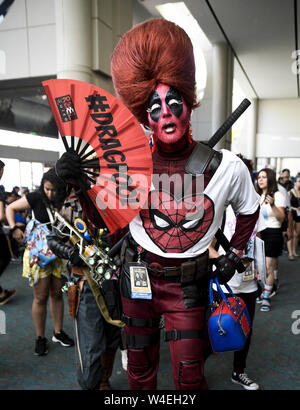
242 262 255 281
128 262 152 300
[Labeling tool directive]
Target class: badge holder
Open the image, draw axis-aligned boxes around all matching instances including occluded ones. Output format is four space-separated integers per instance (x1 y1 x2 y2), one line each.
242 261 255 281
128 246 152 300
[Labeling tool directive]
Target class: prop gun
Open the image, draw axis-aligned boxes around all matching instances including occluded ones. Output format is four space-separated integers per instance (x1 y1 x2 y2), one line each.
52 212 118 287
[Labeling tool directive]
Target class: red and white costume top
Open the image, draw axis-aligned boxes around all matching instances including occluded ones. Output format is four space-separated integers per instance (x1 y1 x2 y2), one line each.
129 143 260 260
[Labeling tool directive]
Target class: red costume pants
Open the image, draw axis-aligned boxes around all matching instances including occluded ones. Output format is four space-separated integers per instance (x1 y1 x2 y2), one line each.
121 275 208 390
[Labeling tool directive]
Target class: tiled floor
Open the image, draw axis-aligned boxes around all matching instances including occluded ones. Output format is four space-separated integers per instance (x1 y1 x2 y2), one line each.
0 250 299 390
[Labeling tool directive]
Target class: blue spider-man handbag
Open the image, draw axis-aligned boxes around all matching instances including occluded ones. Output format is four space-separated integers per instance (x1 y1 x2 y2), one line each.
208 277 252 353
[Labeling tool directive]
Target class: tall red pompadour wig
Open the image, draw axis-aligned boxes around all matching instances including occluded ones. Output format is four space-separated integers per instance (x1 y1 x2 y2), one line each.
111 18 199 126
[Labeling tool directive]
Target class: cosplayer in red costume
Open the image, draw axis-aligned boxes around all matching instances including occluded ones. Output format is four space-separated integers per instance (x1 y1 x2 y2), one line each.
53 18 259 391
110 19 260 390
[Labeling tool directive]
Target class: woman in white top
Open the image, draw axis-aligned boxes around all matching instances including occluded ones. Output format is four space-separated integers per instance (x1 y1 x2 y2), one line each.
289 175 300 257
256 168 285 311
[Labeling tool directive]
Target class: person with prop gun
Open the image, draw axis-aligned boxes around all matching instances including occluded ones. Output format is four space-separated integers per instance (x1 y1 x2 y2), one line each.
47 184 125 390
52 18 260 391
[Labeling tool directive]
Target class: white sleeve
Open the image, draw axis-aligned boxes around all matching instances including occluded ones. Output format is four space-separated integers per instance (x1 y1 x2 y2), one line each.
256 209 266 232
227 158 260 216
274 191 286 208
278 185 290 208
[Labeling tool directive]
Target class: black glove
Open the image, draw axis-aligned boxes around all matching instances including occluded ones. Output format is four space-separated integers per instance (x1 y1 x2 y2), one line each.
47 233 73 259
55 150 82 182
47 233 84 267
210 255 236 285
99 232 112 250
112 254 122 268
69 247 84 266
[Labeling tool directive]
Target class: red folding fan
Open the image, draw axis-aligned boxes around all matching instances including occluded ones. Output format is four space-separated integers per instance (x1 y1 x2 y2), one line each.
42 79 153 234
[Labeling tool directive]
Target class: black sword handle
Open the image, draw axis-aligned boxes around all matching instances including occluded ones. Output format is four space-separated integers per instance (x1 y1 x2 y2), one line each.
208 99 251 148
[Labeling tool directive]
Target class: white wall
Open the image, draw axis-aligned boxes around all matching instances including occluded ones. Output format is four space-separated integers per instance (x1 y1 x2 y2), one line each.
191 49 213 142
0 0 57 80
256 99 300 158
254 98 300 176
0 0 132 88
231 79 257 160
92 0 132 94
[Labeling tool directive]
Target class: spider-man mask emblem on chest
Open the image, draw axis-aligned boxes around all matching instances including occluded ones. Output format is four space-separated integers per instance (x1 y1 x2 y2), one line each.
140 190 215 253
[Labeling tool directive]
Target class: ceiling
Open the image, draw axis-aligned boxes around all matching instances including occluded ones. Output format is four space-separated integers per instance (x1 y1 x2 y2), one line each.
1 0 298 140
137 0 299 100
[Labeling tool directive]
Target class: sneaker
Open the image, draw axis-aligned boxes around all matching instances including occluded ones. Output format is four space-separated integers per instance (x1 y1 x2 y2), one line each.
256 296 262 304
231 372 259 390
0 289 16 305
270 283 278 298
52 329 74 347
260 298 271 312
34 337 49 356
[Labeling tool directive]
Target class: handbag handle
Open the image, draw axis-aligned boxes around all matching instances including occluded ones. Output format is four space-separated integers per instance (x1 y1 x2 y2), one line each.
209 277 242 316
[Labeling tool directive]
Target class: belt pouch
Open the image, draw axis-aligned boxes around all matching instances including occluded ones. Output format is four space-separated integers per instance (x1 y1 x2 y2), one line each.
68 284 79 318
181 261 196 283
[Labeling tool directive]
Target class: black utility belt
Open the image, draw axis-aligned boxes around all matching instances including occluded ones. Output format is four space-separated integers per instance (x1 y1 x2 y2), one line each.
139 250 209 283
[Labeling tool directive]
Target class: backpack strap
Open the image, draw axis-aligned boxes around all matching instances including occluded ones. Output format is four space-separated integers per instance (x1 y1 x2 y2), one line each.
45 206 54 225
82 267 125 328
185 142 222 176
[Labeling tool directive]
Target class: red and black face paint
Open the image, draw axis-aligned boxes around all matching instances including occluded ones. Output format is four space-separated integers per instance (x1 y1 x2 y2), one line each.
147 87 183 122
147 83 191 147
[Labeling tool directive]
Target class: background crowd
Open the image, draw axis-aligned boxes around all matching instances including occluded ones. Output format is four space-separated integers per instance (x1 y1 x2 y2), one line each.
0 156 299 390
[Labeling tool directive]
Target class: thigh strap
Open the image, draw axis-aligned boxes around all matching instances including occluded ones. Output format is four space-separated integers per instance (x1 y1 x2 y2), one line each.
164 329 206 342
126 330 160 348
122 314 161 328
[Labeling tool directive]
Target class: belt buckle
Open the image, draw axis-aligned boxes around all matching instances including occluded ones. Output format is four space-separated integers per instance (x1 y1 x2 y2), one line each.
149 262 163 277
164 329 179 341
172 329 178 341
165 266 178 276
